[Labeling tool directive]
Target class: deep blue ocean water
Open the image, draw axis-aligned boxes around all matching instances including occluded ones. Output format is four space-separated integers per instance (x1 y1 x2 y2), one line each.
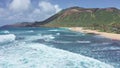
0 27 120 68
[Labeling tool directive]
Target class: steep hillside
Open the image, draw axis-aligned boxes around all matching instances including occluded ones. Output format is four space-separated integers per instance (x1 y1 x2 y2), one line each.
45 7 120 26
44 7 120 33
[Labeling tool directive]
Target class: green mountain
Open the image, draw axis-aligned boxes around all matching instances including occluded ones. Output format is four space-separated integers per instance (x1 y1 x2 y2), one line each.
2 7 120 33
43 7 120 33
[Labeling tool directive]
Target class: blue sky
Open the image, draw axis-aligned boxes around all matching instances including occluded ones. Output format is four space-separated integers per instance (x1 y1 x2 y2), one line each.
50 0 120 9
0 0 120 26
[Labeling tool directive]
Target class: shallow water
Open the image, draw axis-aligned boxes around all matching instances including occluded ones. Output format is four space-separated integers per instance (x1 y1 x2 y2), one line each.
0 27 120 68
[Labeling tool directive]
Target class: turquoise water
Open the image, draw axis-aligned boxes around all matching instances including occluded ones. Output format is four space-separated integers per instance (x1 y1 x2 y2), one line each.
0 27 120 68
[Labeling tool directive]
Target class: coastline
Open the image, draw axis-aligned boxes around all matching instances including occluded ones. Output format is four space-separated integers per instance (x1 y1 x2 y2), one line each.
68 27 120 41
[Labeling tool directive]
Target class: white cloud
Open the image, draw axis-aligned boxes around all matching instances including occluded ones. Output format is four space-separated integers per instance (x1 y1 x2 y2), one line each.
0 8 4 14
0 0 62 26
54 5 61 13
0 8 8 18
33 9 41 14
39 1 61 13
39 1 55 12
9 0 31 12
28 1 61 21
0 8 5 17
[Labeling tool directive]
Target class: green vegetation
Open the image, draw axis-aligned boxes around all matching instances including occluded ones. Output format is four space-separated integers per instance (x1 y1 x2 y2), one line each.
44 7 120 34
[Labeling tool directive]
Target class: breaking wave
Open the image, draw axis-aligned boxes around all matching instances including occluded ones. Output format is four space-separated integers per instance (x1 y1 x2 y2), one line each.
0 34 16 43
25 34 55 42
0 42 114 68
0 30 10 34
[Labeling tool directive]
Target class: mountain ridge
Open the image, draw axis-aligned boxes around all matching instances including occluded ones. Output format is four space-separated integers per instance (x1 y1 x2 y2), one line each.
1 6 120 33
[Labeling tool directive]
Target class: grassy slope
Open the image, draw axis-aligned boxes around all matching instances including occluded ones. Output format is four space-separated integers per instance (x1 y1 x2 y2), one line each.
45 8 120 33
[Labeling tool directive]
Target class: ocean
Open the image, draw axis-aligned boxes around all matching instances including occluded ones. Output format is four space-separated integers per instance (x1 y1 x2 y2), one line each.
0 27 120 68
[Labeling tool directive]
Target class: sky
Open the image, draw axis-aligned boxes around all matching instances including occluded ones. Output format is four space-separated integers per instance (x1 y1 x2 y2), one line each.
0 0 120 26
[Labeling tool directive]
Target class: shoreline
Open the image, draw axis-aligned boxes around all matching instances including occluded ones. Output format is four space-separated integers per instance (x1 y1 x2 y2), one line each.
68 27 120 41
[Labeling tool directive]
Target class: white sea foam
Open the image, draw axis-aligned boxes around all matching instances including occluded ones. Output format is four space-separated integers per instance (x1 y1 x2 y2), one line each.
33 34 55 41
48 29 61 31
0 34 16 43
26 30 34 33
0 42 114 68
51 40 73 44
77 41 91 43
1 30 10 33
56 33 60 35
25 34 55 42
91 42 111 46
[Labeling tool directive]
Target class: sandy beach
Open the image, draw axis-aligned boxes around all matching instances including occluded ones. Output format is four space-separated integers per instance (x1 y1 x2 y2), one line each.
69 27 120 41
